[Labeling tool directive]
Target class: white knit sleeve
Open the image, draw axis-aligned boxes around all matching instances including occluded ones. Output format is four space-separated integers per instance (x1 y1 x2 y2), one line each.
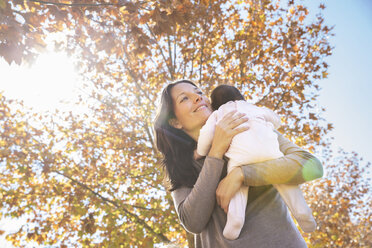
261 107 281 129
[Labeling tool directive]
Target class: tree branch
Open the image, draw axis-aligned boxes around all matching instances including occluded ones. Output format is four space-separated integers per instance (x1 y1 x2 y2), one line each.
144 23 174 79
77 83 140 126
199 17 209 84
167 34 174 80
52 170 170 242
174 35 177 75
199 42 204 84
274 89 290 111
256 67 284 107
28 0 152 11
119 53 155 149
29 0 129 7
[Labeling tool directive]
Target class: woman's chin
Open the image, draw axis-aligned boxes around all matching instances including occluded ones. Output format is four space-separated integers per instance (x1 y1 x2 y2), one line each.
199 110 212 123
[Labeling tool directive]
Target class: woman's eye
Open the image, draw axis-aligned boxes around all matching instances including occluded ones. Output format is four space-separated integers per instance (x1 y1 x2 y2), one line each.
180 96 188 102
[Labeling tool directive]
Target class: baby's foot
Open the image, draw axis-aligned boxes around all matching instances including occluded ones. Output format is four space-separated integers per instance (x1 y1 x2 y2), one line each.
223 214 244 240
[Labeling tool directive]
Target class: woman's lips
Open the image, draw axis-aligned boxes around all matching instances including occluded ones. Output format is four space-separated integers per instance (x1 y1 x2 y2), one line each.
194 105 207 112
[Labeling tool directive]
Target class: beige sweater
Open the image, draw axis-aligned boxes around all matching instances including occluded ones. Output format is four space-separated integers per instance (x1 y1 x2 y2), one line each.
172 132 323 248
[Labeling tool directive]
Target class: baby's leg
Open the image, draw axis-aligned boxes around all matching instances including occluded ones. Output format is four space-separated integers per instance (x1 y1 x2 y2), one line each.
223 185 249 240
274 184 316 233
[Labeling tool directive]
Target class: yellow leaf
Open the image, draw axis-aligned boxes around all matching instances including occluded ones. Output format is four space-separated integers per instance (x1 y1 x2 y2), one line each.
119 6 129 15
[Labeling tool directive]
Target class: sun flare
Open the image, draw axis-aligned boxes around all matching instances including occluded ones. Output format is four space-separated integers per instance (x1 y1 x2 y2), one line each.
1 52 80 112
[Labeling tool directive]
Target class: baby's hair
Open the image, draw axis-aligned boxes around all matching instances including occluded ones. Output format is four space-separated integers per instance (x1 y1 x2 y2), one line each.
211 84 245 110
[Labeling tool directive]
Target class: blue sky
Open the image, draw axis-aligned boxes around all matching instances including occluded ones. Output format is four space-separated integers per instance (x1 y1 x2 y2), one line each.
304 0 372 163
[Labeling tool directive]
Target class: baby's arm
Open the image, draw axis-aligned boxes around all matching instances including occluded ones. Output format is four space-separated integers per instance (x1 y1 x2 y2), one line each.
197 111 218 156
260 106 281 129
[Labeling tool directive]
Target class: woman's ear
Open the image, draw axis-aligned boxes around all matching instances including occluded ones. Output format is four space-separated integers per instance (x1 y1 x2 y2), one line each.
169 118 183 129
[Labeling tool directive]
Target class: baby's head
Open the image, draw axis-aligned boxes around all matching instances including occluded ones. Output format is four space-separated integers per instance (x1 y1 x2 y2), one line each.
211 84 245 110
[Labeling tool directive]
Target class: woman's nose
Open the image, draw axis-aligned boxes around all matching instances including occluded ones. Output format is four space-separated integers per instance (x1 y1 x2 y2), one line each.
192 93 202 103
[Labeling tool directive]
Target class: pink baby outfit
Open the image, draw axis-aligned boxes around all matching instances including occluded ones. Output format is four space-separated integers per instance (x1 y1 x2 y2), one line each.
197 100 316 240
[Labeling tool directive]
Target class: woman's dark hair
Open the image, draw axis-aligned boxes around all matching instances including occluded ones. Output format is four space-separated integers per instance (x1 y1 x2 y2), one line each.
211 84 245 110
154 80 199 191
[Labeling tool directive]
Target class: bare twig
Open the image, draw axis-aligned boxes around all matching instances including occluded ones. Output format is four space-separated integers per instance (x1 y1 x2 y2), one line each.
144 23 174 79
29 0 127 7
28 0 151 11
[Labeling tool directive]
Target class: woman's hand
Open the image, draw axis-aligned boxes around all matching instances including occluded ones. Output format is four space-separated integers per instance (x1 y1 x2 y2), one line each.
208 110 249 159
216 167 244 213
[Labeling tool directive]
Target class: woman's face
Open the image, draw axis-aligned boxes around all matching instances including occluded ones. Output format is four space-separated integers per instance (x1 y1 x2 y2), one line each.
170 83 212 138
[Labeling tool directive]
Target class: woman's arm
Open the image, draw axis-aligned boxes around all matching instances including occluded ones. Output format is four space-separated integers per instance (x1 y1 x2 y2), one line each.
172 110 249 233
241 131 323 186
171 156 225 234
216 131 323 212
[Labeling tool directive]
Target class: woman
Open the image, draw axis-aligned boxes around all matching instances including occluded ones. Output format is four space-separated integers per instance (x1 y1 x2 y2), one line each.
154 80 323 248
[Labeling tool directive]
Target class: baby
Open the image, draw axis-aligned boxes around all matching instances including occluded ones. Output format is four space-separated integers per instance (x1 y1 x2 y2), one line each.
197 85 316 240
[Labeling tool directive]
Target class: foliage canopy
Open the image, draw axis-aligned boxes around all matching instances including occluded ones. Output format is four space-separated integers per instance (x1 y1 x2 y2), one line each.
0 0 370 247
